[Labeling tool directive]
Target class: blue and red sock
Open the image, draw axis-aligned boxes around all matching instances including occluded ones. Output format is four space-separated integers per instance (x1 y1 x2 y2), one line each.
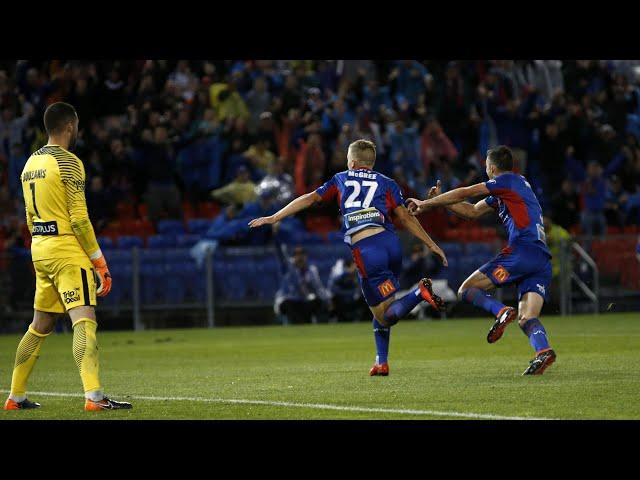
383 287 423 326
460 287 505 317
373 286 437 364
372 318 390 364
520 318 551 353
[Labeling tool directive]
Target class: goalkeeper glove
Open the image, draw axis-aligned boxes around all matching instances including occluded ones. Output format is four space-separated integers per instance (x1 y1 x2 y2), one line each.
92 253 112 297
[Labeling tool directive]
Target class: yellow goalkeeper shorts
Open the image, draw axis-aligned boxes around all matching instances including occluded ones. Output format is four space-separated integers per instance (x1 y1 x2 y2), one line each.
33 256 97 313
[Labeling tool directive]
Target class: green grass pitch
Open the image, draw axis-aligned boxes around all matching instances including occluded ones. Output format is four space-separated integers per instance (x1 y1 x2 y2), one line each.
1 313 638 420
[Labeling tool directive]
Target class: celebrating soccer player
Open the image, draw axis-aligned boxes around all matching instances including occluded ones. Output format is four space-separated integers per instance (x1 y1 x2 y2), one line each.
3 103 132 411
249 139 447 376
407 146 556 375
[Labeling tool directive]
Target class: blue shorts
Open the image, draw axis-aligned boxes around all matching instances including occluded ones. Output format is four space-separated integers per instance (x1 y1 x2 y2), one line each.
351 230 402 307
478 244 552 301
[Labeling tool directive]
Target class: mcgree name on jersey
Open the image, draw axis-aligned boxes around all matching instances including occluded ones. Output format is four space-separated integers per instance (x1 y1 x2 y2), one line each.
347 170 377 180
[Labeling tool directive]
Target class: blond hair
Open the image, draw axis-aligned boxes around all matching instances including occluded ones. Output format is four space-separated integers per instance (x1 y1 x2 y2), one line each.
348 139 376 166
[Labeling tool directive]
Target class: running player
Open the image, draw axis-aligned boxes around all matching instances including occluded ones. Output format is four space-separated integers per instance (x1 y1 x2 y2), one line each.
4 102 132 410
249 139 447 376
407 146 556 375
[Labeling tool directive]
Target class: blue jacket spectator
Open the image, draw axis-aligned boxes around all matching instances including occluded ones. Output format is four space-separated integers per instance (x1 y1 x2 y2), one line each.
275 245 329 324
327 257 367 322
392 60 430 106
581 162 607 236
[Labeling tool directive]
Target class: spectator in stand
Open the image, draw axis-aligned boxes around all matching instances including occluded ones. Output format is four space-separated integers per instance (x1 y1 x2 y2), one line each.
388 119 421 179
400 243 443 290
390 60 431 106
328 257 367 323
245 77 272 133
85 176 114 234
604 175 629 228
104 138 135 198
3 59 640 257
281 74 302 114
294 132 325 195
275 246 329 324
419 117 458 177
142 125 183 222
0 185 16 226
363 79 392 114
244 138 276 173
256 158 294 206
543 215 572 279
210 165 257 207
538 121 568 192
433 160 461 193
216 82 249 122
0 103 33 158
552 179 581 230
581 161 607 237
7 143 28 197
100 68 127 116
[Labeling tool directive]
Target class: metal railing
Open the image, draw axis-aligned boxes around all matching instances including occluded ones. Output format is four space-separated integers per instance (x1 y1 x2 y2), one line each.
559 240 599 315
2 235 639 332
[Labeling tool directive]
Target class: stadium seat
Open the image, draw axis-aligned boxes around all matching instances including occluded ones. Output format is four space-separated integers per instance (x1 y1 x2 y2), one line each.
176 234 201 247
98 236 115 250
327 231 344 243
138 203 148 219
288 231 325 245
116 201 136 220
466 243 494 257
120 218 155 238
187 218 211 235
197 202 221 219
147 234 177 248
117 235 144 249
157 220 186 235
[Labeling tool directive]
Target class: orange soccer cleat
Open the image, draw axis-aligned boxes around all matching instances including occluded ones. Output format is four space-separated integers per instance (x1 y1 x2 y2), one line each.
522 349 557 376
369 363 389 376
487 306 517 344
4 397 41 410
84 396 133 411
418 278 445 311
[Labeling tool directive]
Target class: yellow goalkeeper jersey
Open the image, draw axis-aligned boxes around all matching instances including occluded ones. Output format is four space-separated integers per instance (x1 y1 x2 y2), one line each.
21 144 100 262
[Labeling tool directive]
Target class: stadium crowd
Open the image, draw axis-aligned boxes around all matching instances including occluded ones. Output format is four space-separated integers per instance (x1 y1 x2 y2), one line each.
3 59 640 255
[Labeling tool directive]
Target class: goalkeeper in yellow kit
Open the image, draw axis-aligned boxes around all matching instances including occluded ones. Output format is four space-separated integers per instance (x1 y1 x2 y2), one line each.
3 102 132 411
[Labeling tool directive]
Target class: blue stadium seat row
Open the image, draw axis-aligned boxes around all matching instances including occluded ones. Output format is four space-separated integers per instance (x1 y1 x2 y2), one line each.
96 244 500 307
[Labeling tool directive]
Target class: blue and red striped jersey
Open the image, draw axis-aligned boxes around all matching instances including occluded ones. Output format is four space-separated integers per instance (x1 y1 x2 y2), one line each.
484 172 550 255
315 168 404 244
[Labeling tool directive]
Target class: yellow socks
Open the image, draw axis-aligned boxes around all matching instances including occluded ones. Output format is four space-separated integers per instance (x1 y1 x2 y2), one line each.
9 326 50 402
72 318 103 400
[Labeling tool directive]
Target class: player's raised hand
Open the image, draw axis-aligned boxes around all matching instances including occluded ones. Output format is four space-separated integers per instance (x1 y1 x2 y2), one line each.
248 215 277 228
429 244 448 267
405 198 421 214
427 180 442 199
406 198 427 215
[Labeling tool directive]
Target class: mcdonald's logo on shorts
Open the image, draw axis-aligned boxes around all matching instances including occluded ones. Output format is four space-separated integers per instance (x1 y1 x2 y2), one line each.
492 266 510 283
377 279 397 297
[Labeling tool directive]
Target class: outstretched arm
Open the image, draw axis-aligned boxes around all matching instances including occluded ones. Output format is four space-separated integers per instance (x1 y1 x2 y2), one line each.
445 200 495 219
406 182 490 215
248 191 322 228
419 180 494 220
393 205 448 266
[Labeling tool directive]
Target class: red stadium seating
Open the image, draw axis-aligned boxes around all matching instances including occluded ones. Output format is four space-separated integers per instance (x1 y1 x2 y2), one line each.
137 203 148 219
305 215 339 234
197 201 221 219
116 201 136 220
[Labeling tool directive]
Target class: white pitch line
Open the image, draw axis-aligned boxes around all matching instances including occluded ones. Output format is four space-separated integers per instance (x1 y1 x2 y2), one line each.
0 390 552 420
